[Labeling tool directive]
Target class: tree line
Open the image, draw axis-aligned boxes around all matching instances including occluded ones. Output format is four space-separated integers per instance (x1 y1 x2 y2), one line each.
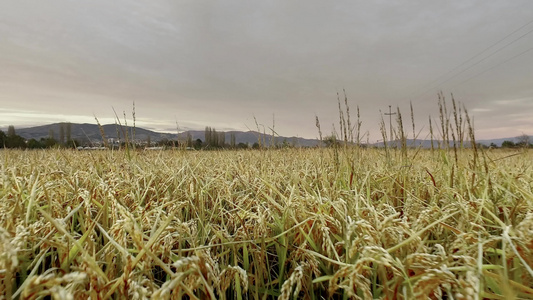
0 124 257 150
0 123 78 149
490 134 531 149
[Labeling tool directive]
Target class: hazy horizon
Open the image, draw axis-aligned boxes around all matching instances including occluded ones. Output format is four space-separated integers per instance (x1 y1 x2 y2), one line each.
1 1 532 141
2 120 531 144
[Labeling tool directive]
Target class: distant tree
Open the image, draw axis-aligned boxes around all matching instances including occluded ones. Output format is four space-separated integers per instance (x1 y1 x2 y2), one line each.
66 122 72 142
41 137 57 148
281 138 290 148
10 136 26 148
324 135 339 147
202 127 228 148
237 142 248 149
7 125 15 137
212 128 218 147
156 138 173 147
194 138 202 149
501 140 515 148
230 133 236 148
59 123 65 144
4 126 25 148
204 127 212 147
49 128 55 140
155 138 164 147
27 139 43 149
218 131 225 147
252 142 260 149
0 130 6 148
66 139 79 149
186 132 193 148
517 134 530 148
489 143 498 149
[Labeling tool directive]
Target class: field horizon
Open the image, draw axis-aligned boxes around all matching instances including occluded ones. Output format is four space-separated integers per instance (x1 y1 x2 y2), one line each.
3 121 532 148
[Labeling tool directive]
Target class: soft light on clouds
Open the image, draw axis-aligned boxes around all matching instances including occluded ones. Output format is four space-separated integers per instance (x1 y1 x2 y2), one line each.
1 0 532 140
0 108 114 128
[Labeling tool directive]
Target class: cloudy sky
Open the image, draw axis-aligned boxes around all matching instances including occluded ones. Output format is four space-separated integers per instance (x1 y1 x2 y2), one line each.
1 1 532 140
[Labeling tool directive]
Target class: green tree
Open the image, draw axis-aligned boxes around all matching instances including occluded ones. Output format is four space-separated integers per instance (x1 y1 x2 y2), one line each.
501 140 515 148
6 134 26 148
7 125 15 137
204 126 211 147
281 138 290 148
41 137 57 148
194 139 202 149
0 130 6 148
157 138 174 147
27 139 43 149
66 139 79 149
323 135 339 147
4 126 26 148
212 128 218 147
517 134 530 148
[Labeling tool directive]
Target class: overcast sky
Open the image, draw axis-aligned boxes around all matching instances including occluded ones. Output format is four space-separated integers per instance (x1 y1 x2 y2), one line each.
1 1 532 140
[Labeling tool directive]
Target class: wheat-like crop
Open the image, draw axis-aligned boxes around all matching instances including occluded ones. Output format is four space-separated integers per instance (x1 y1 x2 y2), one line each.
0 146 532 299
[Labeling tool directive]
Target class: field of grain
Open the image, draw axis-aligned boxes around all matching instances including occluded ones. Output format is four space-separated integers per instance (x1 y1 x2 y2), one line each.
1 147 532 299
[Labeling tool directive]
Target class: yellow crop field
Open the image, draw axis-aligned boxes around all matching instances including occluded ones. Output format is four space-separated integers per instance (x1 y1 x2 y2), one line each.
1 147 532 299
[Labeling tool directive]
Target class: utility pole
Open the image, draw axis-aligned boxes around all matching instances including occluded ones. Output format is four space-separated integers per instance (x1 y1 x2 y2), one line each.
384 105 396 143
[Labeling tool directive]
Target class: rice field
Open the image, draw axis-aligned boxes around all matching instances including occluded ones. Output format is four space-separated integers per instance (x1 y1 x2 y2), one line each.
1 147 532 299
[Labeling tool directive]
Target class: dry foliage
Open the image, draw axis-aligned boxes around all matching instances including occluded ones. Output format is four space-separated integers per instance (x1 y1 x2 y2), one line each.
0 146 532 299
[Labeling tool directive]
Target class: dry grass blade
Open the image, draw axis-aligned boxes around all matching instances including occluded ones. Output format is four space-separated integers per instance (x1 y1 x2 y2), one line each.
38 209 108 281
103 210 176 299
387 211 460 254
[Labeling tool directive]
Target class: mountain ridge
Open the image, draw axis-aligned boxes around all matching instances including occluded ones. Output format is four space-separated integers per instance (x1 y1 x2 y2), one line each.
4 123 530 148
10 123 320 147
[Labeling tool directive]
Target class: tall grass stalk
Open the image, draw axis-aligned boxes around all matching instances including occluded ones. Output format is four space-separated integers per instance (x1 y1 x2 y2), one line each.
429 115 434 152
112 107 131 159
94 116 108 148
410 101 416 147
337 92 347 146
396 106 407 160
315 116 323 147
379 111 390 161
356 105 362 147
343 89 352 144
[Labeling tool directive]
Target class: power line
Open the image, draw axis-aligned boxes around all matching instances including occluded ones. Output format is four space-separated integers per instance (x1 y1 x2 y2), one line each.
435 25 533 87
409 18 533 100
451 44 533 88
384 105 396 142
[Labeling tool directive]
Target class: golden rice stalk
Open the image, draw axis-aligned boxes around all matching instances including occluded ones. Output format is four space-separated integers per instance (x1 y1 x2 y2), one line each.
218 265 248 294
279 264 304 300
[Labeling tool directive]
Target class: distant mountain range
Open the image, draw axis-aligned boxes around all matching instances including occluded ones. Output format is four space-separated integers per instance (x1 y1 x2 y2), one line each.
10 123 320 147
372 136 530 148
4 122 530 148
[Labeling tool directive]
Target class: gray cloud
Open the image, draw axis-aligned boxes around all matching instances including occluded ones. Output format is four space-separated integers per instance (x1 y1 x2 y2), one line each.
1 0 532 139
